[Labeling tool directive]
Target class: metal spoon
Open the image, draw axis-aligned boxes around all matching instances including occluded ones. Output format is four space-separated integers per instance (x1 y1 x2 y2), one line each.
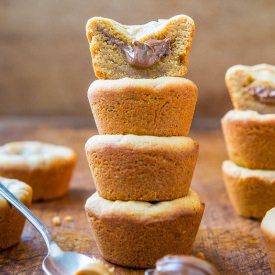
0 183 94 275
145 269 154 275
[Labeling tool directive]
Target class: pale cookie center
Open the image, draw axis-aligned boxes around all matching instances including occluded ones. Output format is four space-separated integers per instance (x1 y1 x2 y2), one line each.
2 146 43 156
0 144 72 159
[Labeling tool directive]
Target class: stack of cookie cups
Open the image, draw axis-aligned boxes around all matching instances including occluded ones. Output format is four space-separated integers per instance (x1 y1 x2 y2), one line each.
84 15 205 268
221 64 275 273
222 64 275 220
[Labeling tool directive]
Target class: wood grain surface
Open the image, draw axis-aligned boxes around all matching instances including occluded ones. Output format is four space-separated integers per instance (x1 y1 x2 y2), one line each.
0 118 271 275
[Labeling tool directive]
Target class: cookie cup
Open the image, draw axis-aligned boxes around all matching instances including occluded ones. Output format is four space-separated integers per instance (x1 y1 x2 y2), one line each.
0 141 77 201
261 208 275 274
225 64 275 114
222 110 275 170
0 177 32 250
86 15 195 79
88 77 198 137
85 135 198 201
222 160 275 219
85 191 204 268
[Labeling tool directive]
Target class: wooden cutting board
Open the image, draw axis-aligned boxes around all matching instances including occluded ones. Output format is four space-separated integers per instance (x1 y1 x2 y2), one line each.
0 118 271 275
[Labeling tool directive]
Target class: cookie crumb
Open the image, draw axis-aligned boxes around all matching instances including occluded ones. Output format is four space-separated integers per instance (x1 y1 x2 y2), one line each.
52 216 61 226
248 238 258 244
195 252 206 260
64 216 73 222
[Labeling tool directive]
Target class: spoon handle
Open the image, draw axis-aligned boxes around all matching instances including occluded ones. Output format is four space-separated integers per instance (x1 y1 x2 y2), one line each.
0 182 57 253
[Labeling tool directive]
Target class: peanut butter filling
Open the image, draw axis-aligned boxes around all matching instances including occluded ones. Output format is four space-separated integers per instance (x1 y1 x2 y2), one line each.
74 257 114 275
98 27 171 68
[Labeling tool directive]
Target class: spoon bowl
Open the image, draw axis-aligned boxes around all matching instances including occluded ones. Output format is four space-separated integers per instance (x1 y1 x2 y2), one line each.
43 250 94 275
144 269 155 275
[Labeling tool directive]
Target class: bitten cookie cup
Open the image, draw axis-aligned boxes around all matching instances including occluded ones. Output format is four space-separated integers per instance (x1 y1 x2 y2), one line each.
86 15 195 79
261 208 275 274
85 135 199 201
85 191 204 268
225 64 275 114
222 110 275 170
0 141 77 201
0 177 32 250
222 160 275 219
88 77 198 137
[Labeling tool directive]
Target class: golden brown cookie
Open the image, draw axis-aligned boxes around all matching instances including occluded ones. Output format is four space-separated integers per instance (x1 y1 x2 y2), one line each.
85 191 204 268
0 177 32 250
0 141 77 201
86 15 195 79
85 135 198 201
222 160 275 219
261 208 275 274
88 77 198 136
225 64 275 114
222 110 275 170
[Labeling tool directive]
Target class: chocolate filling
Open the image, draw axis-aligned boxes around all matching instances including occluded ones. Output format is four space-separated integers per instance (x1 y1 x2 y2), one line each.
248 86 275 104
153 255 219 275
122 38 171 68
99 27 171 68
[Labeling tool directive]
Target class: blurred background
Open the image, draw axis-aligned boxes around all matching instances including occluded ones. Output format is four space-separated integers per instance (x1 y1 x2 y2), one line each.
1 0 275 121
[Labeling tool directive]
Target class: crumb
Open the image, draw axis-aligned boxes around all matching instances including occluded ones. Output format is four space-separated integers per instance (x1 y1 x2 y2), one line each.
248 238 258 244
195 252 206 260
52 216 61 226
64 216 73 222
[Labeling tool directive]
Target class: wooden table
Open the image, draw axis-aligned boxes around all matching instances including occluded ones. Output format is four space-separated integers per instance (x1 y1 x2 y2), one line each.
0 118 271 275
